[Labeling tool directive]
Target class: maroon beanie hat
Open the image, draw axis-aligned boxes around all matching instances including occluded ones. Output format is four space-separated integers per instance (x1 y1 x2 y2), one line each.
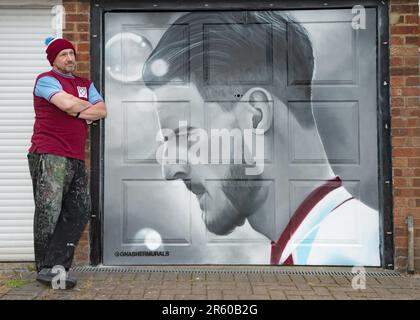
45 37 76 66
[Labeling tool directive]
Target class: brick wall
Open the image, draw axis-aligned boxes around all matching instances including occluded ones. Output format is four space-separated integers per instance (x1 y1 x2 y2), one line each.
63 0 90 266
64 0 420 271
390 0 420 271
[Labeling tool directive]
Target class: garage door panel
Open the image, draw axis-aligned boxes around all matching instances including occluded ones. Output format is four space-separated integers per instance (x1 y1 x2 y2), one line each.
288 21 357 86
122 180 191 245
204 23 273 85
290 101 360 165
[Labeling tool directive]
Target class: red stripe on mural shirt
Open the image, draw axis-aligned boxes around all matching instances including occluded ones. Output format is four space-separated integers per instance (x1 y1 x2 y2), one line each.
270 176 342 265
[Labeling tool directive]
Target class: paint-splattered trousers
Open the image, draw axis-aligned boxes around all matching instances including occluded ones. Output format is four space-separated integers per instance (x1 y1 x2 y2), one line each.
27 153 91 273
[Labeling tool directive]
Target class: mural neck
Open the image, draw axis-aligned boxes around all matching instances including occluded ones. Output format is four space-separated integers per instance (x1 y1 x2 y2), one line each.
247 166 336 242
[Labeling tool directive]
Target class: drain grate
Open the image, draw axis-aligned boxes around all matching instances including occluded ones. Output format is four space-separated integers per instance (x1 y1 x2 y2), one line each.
71 265 403 278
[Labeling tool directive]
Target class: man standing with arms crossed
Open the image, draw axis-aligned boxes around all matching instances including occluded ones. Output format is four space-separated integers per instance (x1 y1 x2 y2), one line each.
28 37 107 289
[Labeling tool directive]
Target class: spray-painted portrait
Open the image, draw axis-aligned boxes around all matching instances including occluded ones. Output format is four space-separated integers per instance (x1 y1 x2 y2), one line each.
103 9 380 266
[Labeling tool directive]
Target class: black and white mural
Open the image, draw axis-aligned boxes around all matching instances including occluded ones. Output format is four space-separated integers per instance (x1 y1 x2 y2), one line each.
103 9 380 266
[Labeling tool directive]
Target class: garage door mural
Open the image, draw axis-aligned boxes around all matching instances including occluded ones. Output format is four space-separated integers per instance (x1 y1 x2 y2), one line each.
103 9 381 266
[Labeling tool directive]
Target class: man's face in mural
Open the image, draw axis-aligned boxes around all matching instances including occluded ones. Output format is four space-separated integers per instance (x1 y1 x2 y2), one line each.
142 11 313 237
151 82 271 235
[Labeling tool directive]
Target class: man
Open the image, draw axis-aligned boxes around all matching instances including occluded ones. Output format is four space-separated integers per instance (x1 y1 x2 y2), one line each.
142 11 380 266
28 37 107 288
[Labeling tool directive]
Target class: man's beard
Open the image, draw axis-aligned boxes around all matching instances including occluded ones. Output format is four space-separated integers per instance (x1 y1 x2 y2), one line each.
64 64 75 72
203 164 263 235
57 63 75 74
221 164 264 214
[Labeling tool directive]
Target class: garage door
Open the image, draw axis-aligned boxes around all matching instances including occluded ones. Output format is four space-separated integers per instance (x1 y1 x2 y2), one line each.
0 6 58 261
103 8 381 265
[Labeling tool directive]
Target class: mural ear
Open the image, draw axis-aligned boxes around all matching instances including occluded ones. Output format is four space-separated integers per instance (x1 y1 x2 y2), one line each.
242 87 273 134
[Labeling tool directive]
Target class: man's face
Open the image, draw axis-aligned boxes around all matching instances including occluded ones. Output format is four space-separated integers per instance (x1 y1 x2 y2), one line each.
152 83 257 235
53 48 76 73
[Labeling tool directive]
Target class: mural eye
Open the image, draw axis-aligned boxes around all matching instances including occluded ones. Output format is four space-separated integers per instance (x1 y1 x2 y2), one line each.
105 32 153 82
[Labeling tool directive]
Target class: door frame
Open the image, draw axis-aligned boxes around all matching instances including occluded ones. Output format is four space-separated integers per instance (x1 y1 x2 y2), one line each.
90 0 393 268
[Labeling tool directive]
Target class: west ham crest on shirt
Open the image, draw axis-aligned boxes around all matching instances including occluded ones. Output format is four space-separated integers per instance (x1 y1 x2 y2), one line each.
77 86 87 98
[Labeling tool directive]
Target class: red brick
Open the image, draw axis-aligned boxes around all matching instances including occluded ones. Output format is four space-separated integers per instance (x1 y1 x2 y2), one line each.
393 148 420 157
391 47 419 56
408 128 420 136
392 137 408 147
408 199 418 207
395 227 407 237
393 157 409 167
402 87 420 96
395 189 420 197
394 177 408 187
395 248 408 257
391 25 419 34
391 109 401 117
75 72 90 79
391 56 404 67
391 76 405 87
411 137 420 147
407 97 420 106
76 23 89 33
392 128 409 136
392 118 408 128
406 76 419 86
400 208 420 215
404 56 419 66
64 22 75 32
391 87 403 96
390 67 419 76
407 118 420 126
394 168 403 176
76 53 90 62
404 14 419 24
77 2 90 13
63 2 77 13
391 36 404 45
79 33 89 42
394 236 407 247
394 196 407 207
392 97 405 107
76 62 89 70
76 42 90 52
391 5 418 14
399 109 419 117
405 36 419 45
408 158 420 167
66 13 89 22
63 33 76 41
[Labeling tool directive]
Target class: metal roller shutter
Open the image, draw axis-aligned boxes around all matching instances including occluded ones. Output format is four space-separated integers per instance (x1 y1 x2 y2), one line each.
0 6 57 261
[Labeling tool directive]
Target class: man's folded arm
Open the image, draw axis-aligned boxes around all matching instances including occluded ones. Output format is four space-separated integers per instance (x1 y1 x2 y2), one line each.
70 101 107 121
50 91 93 113
69 82 107 121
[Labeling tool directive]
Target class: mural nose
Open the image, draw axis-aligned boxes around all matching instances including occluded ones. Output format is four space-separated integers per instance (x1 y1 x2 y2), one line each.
162 163 190 180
